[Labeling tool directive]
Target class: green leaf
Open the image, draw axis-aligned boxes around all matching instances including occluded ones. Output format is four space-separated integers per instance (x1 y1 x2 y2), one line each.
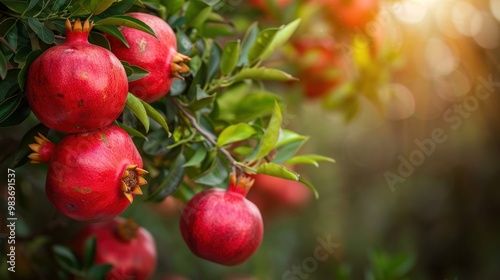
232 67 297 82
95 15 157 38
142 129 173 155
275 129 308 148
217 123 256 147
206 41 222 82
260 18 301 62
125 93 149 132
183 147 207 167
14 45 32 64
185 0 212 29
220 40 240 75
248 28 278 64
12 123 50 168
93 25 129 48
238 22 259 67
147 152 185 202
273 136 308 164
53 245 80 274
27 0 40 12
193 157 228 186
1 1 30 13
0 94 22 123
257 162 299 180
86 264 113 280
203 22 236 38
0 51 7 80
90 0 119 15
121 61 150 82
164 0 185 16
284 154 336 167
18 49 42 90
0 98 31 127
252 101 282 160
140 100 170 136
115 121 147 140
83 236 97 269
0 69 20 100
298 177 319 199
27 18 55 44
88 31 111 50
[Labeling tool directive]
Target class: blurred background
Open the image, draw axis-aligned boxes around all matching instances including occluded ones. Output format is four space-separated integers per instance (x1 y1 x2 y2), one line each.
3 0 500 279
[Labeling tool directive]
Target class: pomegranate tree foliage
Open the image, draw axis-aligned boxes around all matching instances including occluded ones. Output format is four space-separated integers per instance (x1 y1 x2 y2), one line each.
0 0 333 277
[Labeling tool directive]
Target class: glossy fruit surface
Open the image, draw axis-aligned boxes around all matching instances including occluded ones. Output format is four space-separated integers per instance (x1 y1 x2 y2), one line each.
74 217 156 280
180 175 263 266
105 13 190 102
26 19 128 133
29 125 147 221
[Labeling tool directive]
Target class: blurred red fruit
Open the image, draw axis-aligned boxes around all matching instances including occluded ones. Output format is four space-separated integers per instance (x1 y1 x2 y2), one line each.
247 173 312 219
315 0 379 30
292 36 344 99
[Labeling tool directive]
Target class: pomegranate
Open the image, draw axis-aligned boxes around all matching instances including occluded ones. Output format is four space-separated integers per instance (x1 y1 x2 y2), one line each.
292 36 344 99
26 19 128 133
180 174 263 266
105 13 190 102
314 0 379 30
28 125 147 221
247 173 312 219
74 217 156 280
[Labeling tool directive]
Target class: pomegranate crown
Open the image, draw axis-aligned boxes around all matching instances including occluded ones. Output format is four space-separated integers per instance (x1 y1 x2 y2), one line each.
228 173 255 196
121 165 148 203
115 218 139 242
171 52 191 80
28 133 56 164
65 18 93 33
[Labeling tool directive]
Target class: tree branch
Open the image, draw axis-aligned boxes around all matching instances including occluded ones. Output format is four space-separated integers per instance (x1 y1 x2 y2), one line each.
169 96 241 174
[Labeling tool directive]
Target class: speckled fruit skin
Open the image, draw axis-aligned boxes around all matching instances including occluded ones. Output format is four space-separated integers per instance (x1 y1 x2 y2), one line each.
26 20 128 133
180 184 263 266
74 217 156 280
105 13 178 102
45 125 142 221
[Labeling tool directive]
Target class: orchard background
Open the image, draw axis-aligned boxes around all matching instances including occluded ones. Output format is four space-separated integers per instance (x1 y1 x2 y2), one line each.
1 0 500 279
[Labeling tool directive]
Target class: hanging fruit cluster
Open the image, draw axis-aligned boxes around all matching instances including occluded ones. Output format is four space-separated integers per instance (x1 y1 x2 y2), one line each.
0 1 334 278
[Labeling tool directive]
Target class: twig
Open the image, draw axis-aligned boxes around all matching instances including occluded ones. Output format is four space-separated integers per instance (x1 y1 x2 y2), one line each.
169 96 240 174
0 37 17 54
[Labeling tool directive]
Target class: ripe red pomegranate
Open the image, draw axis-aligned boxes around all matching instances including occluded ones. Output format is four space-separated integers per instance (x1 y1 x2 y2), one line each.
74 217 156 280
292 36 344 99
314 0 379 30
105 13 190 102
28 125 147 221
26 19 128 133
246 173 312 219
180 174 263 266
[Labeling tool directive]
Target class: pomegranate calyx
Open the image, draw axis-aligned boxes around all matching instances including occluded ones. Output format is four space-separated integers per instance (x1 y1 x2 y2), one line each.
115 218 139 242
170 52 191 80
65 18 93 33
228 173 255 197
28 133 55 164
121 164 148 203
